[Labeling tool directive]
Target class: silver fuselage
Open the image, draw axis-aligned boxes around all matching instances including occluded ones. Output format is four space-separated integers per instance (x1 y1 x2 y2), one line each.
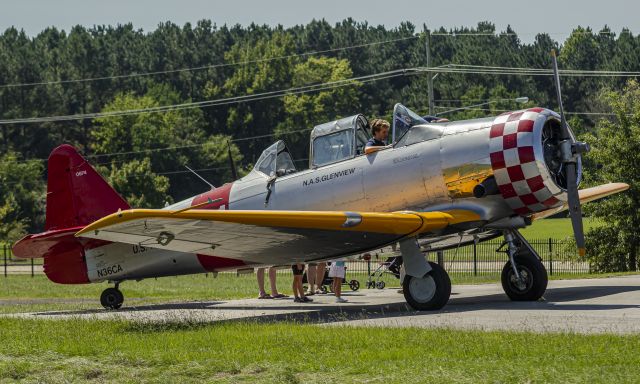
229 117 510 222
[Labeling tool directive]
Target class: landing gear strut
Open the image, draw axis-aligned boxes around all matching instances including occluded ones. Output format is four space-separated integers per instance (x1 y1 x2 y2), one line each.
499 229 548 301
100 282 124 310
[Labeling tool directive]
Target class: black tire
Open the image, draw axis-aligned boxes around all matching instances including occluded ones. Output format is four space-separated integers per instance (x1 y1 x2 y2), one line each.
100 287 124 310
402 262 451 311
320 285 328 294
114 289 124 308
349 280 360 291
501 256 548 301
376 281 386 289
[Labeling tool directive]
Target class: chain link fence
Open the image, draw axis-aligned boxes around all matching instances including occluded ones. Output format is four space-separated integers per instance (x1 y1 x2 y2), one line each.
2 243 42 277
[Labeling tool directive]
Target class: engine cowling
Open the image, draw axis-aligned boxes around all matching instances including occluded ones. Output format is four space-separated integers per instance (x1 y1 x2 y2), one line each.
488 107 581 215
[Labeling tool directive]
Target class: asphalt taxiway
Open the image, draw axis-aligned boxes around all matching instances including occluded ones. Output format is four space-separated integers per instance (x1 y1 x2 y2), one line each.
8 275 640 334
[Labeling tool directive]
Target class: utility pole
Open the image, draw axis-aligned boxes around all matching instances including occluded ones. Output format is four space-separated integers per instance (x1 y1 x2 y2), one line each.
425 29 435 116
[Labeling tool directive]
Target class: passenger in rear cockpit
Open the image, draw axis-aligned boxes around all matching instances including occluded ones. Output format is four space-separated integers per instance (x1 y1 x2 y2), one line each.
364 118 392 155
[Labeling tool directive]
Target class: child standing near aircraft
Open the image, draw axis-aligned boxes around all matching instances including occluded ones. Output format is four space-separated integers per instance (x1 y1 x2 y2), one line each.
329 260 348 303
292 264 312 303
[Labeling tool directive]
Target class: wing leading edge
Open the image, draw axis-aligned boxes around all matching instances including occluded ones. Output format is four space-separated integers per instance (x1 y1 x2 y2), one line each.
531 183 629 221
75 209 466 264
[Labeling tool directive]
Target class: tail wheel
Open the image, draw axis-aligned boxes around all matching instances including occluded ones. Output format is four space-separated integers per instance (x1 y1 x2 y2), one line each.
402 262 451 311
100 287 124 310
501 256 548 301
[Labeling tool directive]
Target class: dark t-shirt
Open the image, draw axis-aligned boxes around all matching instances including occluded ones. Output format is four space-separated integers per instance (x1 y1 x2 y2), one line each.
365 138 386 147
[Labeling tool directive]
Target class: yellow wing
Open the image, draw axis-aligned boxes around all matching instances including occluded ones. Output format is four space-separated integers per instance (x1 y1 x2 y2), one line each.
75 209 466 264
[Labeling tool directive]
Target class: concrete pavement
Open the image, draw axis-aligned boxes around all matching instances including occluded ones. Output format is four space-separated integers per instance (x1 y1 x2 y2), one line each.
8 275 640 334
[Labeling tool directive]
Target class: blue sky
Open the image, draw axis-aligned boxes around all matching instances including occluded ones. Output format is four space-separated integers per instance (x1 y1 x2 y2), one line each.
0 0 636 43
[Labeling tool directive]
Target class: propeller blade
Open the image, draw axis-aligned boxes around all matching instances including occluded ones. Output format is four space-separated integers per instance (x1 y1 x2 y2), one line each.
551 49 571 141
551 49 586 256
565 162 586 256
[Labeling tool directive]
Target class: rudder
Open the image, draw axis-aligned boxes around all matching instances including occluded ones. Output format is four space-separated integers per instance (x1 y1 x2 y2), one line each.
45 144 130 231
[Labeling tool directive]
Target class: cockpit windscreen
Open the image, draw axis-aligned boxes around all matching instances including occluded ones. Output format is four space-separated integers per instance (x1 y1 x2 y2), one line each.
391 103 428 143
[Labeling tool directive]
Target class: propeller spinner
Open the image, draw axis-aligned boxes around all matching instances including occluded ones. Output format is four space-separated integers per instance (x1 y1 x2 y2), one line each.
550 49 591 256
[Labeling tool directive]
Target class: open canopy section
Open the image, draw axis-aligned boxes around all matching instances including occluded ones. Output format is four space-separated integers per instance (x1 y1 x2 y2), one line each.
391 103 429 144
392 103 444 147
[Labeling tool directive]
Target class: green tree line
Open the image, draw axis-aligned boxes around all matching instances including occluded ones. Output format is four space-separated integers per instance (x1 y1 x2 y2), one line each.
0 19 639 271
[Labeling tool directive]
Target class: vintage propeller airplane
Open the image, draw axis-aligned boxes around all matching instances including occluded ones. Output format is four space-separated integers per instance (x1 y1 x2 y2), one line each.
13 52 628 310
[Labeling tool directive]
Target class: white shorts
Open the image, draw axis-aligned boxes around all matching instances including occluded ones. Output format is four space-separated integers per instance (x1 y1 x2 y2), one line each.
328 265 346 279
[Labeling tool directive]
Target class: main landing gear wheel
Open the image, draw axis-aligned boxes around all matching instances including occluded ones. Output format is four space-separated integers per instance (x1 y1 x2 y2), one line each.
501 256 548 301
100 287 124 310
403 262 451 311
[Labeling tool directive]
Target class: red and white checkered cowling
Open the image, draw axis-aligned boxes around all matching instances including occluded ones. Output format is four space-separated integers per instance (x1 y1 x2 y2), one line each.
488 108 569 215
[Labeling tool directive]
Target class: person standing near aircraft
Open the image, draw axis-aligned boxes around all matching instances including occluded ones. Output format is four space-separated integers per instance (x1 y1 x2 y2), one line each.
329 259 348 303
257 267 287 299
306 263 317 295
292 263 312 302
364 118 392 155
315 262 327 293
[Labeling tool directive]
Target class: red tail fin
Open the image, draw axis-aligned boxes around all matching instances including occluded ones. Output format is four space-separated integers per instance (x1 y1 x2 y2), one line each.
45 144 130 230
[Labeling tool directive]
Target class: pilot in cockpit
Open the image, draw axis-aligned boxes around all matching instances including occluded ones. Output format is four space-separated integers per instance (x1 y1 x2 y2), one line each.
364 118 392 155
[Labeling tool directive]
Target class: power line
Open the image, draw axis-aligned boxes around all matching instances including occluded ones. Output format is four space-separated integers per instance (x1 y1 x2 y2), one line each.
2 155 312 185
8 126 314 165
0 67 420 125
157 157 309 176
432 105 621 117
431 30 634 37
92 128 310 160
427 64 640 77
0 35 419 89
431 32 519 36
4 63 639 126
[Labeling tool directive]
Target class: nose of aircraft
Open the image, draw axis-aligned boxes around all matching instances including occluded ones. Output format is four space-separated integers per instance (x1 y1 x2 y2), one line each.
488 107 576 216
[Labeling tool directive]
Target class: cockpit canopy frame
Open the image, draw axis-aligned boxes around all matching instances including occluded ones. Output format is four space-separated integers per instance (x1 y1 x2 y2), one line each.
253 140 297 177
309 114 371 168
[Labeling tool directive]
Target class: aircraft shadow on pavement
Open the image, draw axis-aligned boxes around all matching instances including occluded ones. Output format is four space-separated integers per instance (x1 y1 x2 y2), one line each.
218 284 640 325
27 284 640 324
30 301 227 316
